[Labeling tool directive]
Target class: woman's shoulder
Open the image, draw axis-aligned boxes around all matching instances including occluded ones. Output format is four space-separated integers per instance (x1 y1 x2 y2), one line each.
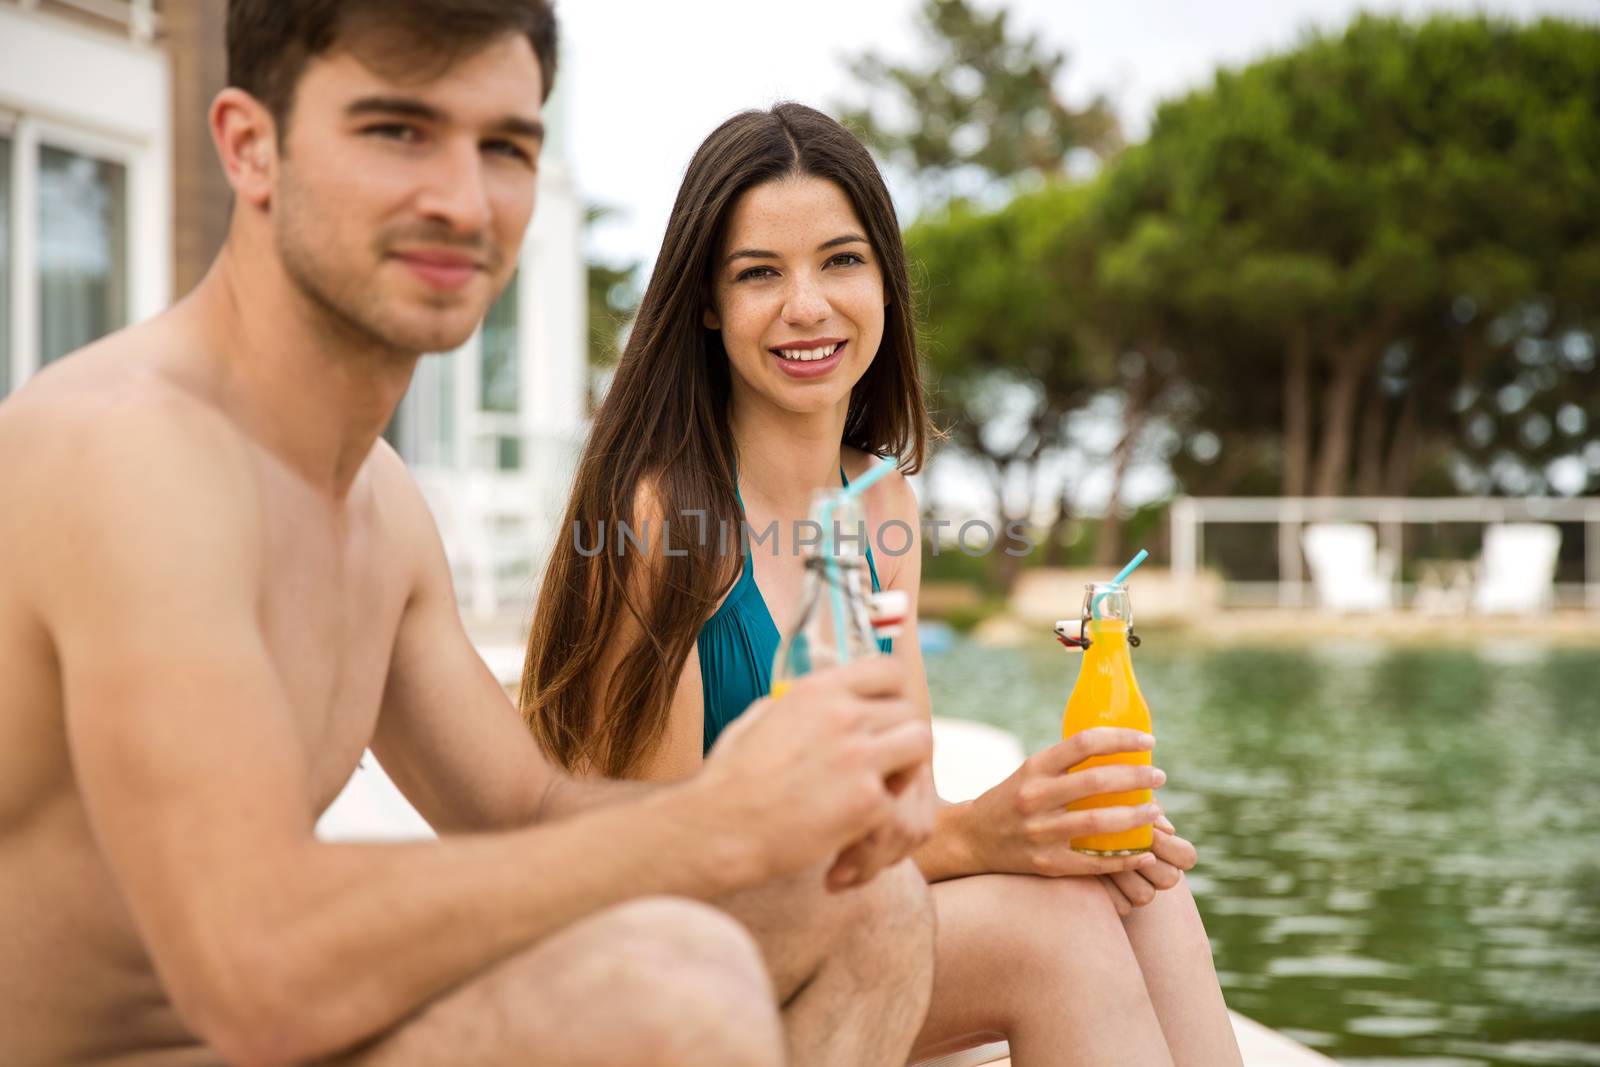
842 446 919 523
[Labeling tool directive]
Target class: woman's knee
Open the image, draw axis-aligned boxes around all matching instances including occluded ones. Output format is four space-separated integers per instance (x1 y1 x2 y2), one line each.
981 874 1128 974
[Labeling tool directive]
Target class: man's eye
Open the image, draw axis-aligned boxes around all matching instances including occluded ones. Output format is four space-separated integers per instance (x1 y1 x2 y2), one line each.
366 124 421 143
484 140 533 163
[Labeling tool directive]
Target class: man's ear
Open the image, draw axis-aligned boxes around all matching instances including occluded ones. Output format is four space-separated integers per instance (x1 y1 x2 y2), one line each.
703 308 721 330
210 87 278 209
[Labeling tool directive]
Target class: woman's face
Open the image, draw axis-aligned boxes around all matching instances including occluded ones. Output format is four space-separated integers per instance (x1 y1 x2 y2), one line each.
706 175 886 417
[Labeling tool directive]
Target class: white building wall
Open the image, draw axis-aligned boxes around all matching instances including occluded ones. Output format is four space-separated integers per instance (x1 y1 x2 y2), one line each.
522 158 586 441
0 4 172 384
405 75 589 622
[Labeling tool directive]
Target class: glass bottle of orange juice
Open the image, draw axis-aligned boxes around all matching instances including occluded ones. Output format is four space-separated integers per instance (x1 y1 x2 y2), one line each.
1058 582 1154 855
771 490 879 699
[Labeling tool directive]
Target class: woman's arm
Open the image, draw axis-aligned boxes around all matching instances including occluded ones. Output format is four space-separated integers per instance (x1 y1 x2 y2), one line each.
578 478 710 784
861 465 1175 887
631 652 709 781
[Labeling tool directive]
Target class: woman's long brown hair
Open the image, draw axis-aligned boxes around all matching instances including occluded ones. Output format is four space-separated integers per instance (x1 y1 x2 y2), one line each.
520 103 929 777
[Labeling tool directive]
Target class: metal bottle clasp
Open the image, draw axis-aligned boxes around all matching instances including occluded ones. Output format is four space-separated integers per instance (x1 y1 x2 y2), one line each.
1053 619 1140 650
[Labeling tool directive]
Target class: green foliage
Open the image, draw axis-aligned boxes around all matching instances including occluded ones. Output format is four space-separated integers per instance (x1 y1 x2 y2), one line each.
897 10 1600 513
584 204 639 369
931 597 1007 633
906 183 1113 576
836 0 1118 199
1098 13 1600 497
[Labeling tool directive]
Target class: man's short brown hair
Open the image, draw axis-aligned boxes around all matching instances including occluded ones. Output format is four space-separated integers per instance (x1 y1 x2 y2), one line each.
228 0 559 131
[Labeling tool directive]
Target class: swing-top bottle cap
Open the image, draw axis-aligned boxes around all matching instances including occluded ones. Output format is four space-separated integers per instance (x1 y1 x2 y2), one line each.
869 589 909 639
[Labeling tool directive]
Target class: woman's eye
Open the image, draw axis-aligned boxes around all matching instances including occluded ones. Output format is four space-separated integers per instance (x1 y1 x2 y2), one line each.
828 252 867 268
736 266 777 282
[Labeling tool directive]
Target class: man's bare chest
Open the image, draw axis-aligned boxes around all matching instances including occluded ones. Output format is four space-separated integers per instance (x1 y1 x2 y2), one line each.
256 502 409 803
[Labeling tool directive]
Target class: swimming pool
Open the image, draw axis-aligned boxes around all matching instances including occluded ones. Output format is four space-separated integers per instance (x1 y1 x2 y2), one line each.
923 632 1600 1066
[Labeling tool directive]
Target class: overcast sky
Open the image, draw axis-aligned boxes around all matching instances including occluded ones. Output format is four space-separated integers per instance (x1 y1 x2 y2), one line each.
559 0 1598 272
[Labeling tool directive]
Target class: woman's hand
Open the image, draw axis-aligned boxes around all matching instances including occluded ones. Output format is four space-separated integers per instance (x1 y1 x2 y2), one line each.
963 727 1166 879
1097 815 1198 916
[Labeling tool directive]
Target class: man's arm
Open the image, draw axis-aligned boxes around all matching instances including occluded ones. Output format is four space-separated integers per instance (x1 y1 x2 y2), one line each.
33 408 759 1066
364 445 564 831
38 405 927 1066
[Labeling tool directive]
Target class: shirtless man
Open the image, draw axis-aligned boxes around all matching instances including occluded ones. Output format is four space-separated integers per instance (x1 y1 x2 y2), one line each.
0 2 937 1064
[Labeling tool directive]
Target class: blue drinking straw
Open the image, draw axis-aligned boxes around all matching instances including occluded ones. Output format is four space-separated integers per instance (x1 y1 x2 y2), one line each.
819 456 898 663
1092 548 1150 619
841 454 899 499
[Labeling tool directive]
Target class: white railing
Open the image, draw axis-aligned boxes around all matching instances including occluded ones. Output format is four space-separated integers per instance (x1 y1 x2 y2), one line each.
413 428 584 622
1170 496 1600 611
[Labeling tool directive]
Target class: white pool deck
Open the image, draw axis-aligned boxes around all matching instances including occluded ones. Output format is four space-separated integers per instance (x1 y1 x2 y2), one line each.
318 668 1334 1066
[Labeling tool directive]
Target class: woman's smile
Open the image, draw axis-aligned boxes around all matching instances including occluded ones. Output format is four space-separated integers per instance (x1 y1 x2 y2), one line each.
770 338 847 379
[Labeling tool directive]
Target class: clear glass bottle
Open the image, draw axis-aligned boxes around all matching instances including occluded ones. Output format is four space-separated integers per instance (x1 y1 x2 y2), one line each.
1059 582 1155 855
771 490 880 697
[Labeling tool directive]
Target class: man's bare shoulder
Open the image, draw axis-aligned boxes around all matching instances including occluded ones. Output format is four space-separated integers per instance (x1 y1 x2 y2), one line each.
0 327 263 610
1 320 247 462
362 437 449 570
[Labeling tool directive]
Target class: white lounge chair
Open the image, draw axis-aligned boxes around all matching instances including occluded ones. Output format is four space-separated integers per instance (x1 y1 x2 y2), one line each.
1474 523 1561 615
1301 523 1395 612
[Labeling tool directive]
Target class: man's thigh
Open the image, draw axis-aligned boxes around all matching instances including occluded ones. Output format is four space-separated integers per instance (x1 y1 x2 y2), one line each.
328 897 779 1067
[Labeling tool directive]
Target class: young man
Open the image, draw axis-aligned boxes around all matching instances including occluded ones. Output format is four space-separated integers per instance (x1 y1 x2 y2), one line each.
0 3 936 1065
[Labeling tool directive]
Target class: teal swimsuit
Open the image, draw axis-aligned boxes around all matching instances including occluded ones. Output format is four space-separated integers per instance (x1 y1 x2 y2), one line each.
697 466 892 753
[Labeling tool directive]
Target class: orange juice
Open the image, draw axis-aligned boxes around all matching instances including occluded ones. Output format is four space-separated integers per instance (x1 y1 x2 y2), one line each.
1061 586 1153 855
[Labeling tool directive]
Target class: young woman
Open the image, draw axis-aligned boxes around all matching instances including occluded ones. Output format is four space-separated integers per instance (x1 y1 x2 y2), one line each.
522 103 1242 1067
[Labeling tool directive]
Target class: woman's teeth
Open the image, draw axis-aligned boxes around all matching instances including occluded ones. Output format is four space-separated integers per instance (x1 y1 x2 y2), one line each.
775 343 842 362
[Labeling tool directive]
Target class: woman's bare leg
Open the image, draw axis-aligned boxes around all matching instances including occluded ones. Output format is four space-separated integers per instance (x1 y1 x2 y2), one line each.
910 873 1175 1067
1121 875 1243 1067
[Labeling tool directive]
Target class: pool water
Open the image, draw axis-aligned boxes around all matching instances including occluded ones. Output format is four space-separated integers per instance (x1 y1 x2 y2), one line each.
923 633 1600 1065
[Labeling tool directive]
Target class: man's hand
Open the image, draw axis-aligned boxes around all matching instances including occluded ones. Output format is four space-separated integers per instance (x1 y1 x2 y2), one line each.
1098 815 1197 916
696 657 932 891
825 762 936 892
963 728 1165 880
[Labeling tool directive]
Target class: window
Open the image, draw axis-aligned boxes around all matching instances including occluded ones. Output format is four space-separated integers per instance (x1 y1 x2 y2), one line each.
38 144 127 365
479 269 519 415
0 134 11 397
401 349 458 468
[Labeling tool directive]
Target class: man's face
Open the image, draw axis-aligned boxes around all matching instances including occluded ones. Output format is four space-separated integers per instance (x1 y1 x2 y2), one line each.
271 33 544 355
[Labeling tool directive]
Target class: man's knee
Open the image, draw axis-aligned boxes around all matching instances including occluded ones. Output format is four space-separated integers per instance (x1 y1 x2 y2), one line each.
595 898 782 1064
513 898 783 1067
596 896 771 978
842 860 936 975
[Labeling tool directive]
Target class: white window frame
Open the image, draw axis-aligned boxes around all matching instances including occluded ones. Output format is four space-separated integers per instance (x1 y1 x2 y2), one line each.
0 1 170 396
14 115 142 377
0 110 16 395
